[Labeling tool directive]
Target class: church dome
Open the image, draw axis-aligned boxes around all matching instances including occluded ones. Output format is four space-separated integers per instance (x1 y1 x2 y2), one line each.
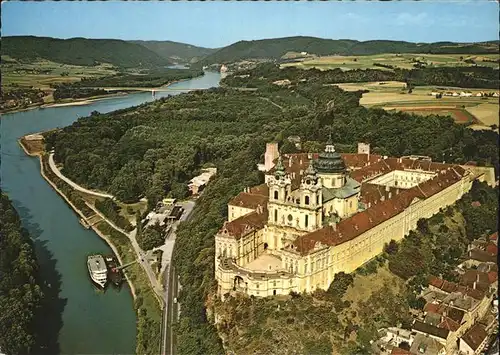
314 136 346 174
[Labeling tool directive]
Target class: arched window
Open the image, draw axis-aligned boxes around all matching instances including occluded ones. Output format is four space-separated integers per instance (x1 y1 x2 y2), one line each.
274 190 279 200
274 209 278 222
305 195 310 205
305 215 309 228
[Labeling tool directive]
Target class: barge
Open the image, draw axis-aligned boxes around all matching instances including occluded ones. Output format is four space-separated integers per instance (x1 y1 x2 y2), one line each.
104 255 123 287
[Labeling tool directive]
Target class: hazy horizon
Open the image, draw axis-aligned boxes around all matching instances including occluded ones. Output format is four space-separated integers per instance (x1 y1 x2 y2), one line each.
3 34 499 49
2 1 498 48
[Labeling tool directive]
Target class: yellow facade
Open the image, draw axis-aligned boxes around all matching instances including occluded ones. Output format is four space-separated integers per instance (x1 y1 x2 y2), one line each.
215 152 476 298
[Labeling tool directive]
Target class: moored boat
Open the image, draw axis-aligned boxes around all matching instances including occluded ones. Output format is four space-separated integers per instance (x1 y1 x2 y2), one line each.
87 254 108 289
104 255 123 287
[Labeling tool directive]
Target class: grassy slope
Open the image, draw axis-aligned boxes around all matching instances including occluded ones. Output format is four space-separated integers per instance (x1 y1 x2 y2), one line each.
210 206 470 354
197 36 499 65
2 36 171 68
131 40 217 64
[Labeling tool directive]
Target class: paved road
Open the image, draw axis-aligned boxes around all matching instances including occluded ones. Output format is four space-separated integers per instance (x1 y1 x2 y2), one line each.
162 201 195 355
85 202 164 303
49 153 114 199
49 151 194 353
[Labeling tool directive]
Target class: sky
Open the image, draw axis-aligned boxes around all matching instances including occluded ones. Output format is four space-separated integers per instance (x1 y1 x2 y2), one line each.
2 1 498 48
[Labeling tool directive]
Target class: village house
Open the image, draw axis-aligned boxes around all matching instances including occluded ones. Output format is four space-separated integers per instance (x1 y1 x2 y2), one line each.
188 168 217 195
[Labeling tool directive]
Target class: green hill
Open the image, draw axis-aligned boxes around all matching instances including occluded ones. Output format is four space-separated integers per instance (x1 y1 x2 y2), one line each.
197 36 500 65
2 36 171 68
130 40 217 64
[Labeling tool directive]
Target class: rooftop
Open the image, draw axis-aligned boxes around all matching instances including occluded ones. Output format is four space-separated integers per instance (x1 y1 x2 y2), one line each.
219 205 268 240
245 254 284 272
88 255 107 273
461 324 488 351
412 320 449 340
293 166 466 255
410 333 445 355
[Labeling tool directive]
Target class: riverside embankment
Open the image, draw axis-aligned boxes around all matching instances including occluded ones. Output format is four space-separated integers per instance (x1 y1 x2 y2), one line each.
1 70 221 354
18 139 138 300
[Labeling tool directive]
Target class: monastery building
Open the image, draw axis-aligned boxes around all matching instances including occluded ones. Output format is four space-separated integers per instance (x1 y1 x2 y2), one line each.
215 140 495 297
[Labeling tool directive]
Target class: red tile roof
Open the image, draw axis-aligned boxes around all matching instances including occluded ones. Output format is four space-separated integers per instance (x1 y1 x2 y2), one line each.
227 183 269 210
429 276 444 289
489 231 498 241
428 276 485 300
413 320 450 339
461 324 488 351
486 243 497 256
219 206 268 240
391 348 412 355
438 316 461 332
360 183 400 205
424 302 443 314
293 167 466 255
248 184 269 196
228 192 268 210
469 249 497 263
488 271 498 284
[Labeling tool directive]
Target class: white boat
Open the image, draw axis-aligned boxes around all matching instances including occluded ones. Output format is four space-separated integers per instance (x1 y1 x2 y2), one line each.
87 254 108 288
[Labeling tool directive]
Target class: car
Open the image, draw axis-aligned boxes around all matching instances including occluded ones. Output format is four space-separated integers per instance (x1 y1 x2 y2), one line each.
173 297 178 304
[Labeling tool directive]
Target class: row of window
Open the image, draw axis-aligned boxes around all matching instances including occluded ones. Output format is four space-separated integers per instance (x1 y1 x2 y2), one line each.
273 190 320 205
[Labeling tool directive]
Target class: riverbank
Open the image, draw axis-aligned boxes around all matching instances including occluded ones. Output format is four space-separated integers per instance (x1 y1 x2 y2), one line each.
24 144 138 299
1 75 203 116
1 92 127 115
19 136 163 354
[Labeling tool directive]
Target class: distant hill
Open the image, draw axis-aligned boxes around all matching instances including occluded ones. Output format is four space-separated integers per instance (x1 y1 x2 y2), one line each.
196 36 500 65
130 40 217 64
2 36 171 68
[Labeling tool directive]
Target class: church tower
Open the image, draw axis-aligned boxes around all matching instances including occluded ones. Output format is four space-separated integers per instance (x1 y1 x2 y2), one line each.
267 155 292 226
315 135 348 189
298 161 323 230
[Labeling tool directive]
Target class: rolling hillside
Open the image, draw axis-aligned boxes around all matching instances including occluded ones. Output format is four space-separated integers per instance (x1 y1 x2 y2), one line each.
130 40 217 64
2 36 171 68
196 36 500 65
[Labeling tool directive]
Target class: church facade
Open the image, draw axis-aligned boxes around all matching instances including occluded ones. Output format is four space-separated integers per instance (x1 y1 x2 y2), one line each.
214 141 493 297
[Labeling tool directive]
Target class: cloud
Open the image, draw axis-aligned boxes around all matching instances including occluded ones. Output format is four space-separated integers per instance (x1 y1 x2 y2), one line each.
394 12 434 26
344 12 368 23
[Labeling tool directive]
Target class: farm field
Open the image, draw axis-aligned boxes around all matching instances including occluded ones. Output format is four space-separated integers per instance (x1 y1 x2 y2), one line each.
465 103 500 128
1 56 118 90
281 53 500 71
329 81 499 129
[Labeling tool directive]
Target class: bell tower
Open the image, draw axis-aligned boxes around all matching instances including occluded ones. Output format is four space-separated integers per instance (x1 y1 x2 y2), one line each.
267 155 292 225
298 161 323 230
315 135 347 189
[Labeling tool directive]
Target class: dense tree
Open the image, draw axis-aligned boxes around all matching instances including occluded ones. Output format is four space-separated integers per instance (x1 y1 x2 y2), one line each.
137 223 165 251
0 192 44 355
43 63 499 354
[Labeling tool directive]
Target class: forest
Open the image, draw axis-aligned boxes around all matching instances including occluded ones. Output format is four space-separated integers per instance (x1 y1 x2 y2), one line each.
65 68 204 88
2 36 170 68
223 63 500 89
196 36 499 66
0 192 44 355
52 86 111 101
42 63 499 354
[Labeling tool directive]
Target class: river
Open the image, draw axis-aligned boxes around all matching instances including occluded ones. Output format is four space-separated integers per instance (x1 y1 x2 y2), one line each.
0 71 221 354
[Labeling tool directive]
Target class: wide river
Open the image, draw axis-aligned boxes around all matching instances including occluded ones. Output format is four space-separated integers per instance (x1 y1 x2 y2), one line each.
0 71 221 354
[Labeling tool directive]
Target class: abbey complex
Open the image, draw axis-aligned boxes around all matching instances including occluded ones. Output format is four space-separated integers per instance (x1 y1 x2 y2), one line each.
214 140 495 298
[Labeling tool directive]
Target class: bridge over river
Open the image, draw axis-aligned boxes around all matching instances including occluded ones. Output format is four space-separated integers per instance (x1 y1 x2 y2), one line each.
84 86 258 92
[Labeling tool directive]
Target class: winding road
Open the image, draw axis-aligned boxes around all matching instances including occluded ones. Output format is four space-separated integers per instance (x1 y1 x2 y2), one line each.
49 153 114 199
48 151 195 355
